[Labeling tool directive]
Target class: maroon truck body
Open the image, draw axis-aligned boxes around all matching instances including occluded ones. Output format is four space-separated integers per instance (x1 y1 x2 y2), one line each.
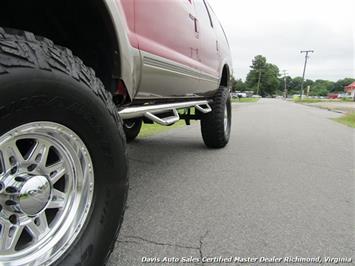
118 0 232 100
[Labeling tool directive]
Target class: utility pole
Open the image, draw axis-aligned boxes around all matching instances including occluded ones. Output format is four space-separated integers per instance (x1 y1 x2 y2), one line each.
300 50 314 99
282 70 288 99
256 69 262 96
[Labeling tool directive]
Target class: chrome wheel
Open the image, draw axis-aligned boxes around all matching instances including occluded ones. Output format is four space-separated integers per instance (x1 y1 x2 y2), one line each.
0 122 94 266
224 103 229 133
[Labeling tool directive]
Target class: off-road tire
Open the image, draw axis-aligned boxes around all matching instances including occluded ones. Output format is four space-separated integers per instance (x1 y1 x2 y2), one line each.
0 28 128 266
201 86 232 148
123 119 142 142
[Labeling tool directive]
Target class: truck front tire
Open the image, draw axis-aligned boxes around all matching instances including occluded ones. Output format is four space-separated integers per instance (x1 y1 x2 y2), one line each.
0 28 128 266
200 86 232 148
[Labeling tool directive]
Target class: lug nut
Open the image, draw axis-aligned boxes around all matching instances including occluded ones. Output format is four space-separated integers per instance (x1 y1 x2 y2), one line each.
9 156 16 166
5 200 16 206
8 226 16 237
35 154 42 163
5 186 17 194
10 167 18 175
15 176 26 182
27 164 37 172
9 214 18 225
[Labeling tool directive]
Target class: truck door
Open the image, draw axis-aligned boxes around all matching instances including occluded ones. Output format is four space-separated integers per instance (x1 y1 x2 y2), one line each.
134 0 202 99
193 0 220 92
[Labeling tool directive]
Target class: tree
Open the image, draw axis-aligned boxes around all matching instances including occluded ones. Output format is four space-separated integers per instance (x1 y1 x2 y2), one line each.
263 63 281 96
287 77 302 95
231 77 247 92
331 78 355 92
246 55 267 94
309 80 334 96
304 79 314 89
278 76 294 96
285 77 313 95
246 55 280 96
243 56 352 97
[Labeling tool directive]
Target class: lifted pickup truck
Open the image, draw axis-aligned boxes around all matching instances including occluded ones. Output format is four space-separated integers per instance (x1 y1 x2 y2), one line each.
0 0 232 265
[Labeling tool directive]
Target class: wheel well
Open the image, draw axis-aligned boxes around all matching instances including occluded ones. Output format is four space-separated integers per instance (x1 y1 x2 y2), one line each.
220 65 230 88
0 0 120 93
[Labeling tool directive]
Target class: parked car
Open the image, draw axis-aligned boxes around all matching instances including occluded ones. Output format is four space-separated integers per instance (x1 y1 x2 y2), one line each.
237 92 248 98
231 92 239 98
327 93 339 99
0 0 232 265
338 93 352 99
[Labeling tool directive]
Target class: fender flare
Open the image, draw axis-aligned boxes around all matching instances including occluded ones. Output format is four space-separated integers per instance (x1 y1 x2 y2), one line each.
103 0 142 101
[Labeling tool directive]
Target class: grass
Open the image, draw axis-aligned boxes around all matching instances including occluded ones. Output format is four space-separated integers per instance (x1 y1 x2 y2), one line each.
138 108 195 138
232 97 260 103
294 98 334 103
294 98 323 103
138 120 187 138
341 98 354 102
334 112 355 128
294 97 354 104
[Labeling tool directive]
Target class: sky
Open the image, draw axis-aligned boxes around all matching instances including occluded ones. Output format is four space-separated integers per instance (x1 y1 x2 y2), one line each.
208 0 354 81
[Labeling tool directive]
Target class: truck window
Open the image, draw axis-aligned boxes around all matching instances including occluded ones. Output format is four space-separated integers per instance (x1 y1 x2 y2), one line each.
203 0 214 27
195 0 213 28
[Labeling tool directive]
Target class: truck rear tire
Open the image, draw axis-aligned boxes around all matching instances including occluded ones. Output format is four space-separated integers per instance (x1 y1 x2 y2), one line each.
200 86 232 148
123 119 142 142
0 28 128 266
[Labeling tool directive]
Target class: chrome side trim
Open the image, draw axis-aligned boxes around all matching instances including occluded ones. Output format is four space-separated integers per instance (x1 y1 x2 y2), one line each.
200 72 219 84
119 100 211 121
143 53 219 83
143 56 201 80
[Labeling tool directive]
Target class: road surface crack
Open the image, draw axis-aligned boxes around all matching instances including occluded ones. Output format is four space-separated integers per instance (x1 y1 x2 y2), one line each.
119 235 200 251
199 231 209 264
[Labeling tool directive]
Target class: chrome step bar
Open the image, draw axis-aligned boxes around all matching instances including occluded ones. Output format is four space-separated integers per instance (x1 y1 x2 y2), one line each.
119 100 212 126
145 109 180 126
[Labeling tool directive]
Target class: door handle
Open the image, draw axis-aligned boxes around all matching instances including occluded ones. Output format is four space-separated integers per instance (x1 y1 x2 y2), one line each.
189 14 199 33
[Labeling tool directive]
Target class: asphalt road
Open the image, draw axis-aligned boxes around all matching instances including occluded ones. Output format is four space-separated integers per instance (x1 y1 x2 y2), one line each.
108 99 354 265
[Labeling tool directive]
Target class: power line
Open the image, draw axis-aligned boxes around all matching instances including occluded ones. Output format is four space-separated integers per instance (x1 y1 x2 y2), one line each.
300 50 314 98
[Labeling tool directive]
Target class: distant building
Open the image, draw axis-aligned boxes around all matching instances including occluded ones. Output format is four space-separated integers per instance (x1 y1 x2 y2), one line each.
345 82 355 100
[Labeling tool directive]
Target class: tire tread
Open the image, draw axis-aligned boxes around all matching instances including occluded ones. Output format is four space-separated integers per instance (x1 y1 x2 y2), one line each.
0 27 127 265
201 87 231 148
